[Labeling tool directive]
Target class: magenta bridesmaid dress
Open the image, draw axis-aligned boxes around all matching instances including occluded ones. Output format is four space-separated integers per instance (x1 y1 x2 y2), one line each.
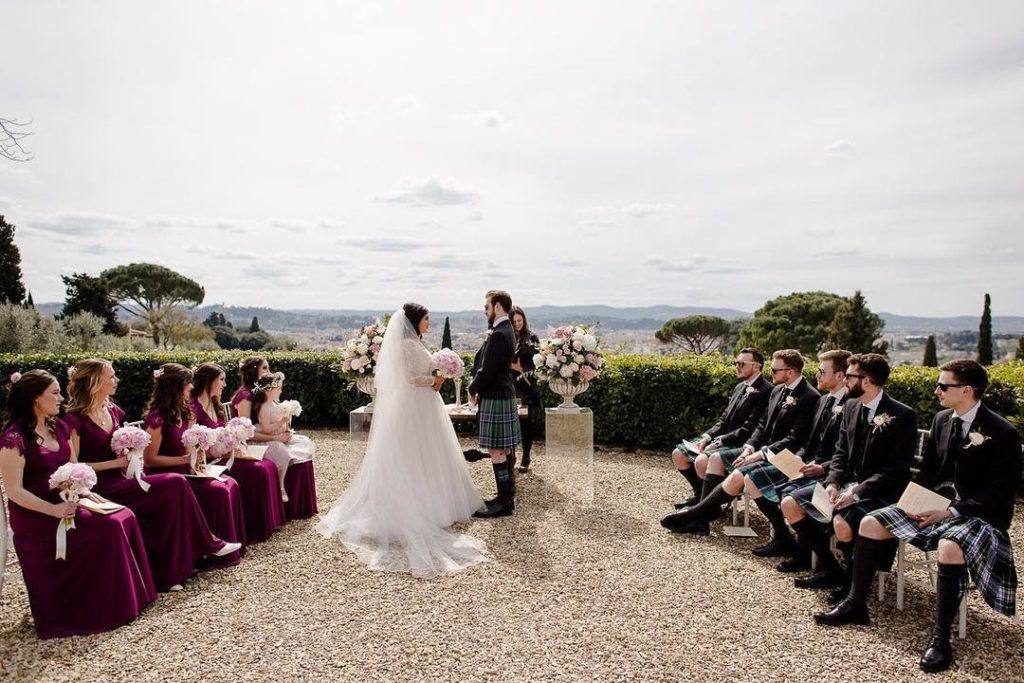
1 422 157 639
142 410 245 567
65 406 229 590
191 398 285 544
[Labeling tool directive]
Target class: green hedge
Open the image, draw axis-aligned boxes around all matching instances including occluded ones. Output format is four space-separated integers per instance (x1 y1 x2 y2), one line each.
1 352 1022 451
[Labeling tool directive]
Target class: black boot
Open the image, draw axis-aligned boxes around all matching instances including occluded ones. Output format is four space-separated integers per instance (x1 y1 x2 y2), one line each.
919 563 965 673
661 476 734 533
519 412 533 472
793 519 844 588
508 450 517 499
673 467 704 508
464 448 489 463
814 536 892 626
752 498 795 557
474 461 514 518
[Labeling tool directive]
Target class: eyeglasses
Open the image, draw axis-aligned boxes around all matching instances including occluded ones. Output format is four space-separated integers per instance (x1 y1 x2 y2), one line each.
936 382 968 392
846 373 867 380
815 367 828 375
734 361 757 368
770 367 789 375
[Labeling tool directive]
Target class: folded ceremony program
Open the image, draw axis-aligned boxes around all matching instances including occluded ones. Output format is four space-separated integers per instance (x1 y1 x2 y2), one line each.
766 449 804 481
242 445 268 461
897 482 952 516
811 482 834 518
186 464 228 480
680 439 701 456
78 498 125 515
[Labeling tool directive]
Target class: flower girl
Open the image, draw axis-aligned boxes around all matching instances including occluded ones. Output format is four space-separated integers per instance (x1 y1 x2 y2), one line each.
251 373 316 497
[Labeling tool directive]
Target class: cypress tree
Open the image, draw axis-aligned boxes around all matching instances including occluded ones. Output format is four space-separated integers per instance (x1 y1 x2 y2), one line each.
0 215 27 305
977 293 993 365
250 316 260 333
923 335 938 367
23 291 34 308
441 316 452 349
1015 337 1023 361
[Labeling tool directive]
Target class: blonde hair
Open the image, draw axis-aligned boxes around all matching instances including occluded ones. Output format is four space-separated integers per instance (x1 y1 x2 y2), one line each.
66 358 113 416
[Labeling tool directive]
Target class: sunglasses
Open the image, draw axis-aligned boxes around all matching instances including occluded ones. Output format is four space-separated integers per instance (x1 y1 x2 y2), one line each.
734 361 758 368
936 382 968 392
770 367 790 375
846 373 867 380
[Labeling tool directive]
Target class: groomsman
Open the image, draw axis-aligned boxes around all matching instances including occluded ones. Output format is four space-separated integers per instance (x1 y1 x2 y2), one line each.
815 360 1021 674
783 353 917 601
661 349 819 551
669 348 771 508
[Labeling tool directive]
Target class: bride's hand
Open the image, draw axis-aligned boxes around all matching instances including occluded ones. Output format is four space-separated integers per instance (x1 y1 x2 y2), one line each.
432 376 444 392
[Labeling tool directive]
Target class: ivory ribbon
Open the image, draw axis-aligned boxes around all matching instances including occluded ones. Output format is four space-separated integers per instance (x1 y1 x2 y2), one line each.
54 491 78 560
124 451 151 492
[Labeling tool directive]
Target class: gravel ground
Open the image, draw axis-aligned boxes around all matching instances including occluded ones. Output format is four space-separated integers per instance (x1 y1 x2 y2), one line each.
2 429 1023 683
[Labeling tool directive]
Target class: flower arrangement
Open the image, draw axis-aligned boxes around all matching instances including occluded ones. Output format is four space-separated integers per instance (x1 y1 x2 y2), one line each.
48 462 98 559
532 325 605 384
111 425 152 492
431 349 465 379
279 400 303 418
341 321 387 376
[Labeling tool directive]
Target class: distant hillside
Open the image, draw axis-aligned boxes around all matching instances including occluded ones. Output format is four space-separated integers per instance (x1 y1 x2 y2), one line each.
32 302 1024 334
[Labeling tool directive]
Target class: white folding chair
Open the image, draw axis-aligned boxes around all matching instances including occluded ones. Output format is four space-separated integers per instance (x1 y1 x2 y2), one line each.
722 490 758 538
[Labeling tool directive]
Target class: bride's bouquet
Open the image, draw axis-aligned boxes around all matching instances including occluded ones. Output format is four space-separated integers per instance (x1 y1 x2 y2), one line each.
48 462 97 559
431 349 465 379
533 325 605 385
340 321 387 377
111 425 152 492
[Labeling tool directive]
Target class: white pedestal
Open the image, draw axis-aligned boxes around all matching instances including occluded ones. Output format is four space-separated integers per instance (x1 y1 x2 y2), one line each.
349 407 373 442
544 408 594 504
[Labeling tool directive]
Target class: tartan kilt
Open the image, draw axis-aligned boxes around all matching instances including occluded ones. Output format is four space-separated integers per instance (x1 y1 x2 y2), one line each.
741 461 814 503
787 481 887 527
871 506 1018 616
715 447 745 473
478 398 521 449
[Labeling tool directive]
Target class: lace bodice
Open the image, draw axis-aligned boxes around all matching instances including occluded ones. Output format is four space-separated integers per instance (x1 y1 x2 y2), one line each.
404 340 435 387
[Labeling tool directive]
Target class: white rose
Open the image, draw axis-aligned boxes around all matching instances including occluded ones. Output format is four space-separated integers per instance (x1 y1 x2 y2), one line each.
582 334 597 351
346 340 357 351
356 342 369 355
546 354 560 369
569 362 580 372
372 335 384 344
559 365 575 378
572 331 584 343
572 341 583 351
533 353 545 368
360 334 369 344
574 354 585 363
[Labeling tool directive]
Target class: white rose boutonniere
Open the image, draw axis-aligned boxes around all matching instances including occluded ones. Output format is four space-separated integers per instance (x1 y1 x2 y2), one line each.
872 413 895 432
965 432 991 449
832 404 844 416
784 396 797 407
744 386 757 396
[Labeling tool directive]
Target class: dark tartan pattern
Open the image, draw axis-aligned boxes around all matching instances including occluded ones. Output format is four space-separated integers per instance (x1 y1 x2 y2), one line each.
872 505 1018 616
788 481 887 527
478 398 521 449
714 447 745 473
740 461 815 503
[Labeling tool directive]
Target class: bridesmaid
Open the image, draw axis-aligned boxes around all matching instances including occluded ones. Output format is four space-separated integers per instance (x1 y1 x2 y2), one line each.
232 358 318 519
191 362 285 544
0 370 156 639
64 359 239 591
142 363 246 567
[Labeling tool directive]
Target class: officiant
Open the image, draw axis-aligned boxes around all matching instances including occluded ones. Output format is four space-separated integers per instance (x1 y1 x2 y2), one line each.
509 305 541 473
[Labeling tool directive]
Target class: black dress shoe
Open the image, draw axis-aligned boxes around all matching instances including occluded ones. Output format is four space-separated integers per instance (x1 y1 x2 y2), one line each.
673 496 699 510
473 500 514 518
776 555 812 573
813 599 870 626
464 449 489 462
794 570 844 590
919 634 954 673
752 535 794 558
660 516 710 535
827 585 850 606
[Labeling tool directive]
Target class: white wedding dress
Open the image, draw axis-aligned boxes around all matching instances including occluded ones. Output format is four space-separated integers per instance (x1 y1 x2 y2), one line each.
316 311 488 578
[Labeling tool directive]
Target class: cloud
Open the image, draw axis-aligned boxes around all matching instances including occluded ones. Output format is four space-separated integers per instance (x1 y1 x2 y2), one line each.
622 203 674 219
241 263 307 287
645 258 695 273
372 177 479 207
466 210 484 223
214 221 245 234
464 109 506 128
420 256 478 270
813 247 863 258
27 212 126 236
341 237 425 252
272 220 306 233
645 256 742 274
825 140 855 154
553 258 584 268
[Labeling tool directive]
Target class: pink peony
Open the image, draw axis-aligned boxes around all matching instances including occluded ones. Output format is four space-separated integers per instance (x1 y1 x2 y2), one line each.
579 365 598 382
431 349 465 379
182 425 217 451
48 462 97 492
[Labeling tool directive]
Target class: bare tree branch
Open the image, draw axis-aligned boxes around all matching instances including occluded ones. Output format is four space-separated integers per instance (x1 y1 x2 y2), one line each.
0 117 34 162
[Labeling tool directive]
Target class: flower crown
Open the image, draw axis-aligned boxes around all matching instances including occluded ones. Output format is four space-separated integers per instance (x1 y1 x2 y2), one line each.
153 368 164 379
252 375 284 394
9 371 22 384
67 366 75 380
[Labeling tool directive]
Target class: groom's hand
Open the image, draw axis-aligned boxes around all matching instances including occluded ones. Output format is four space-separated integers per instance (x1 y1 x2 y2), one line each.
432 376 444 392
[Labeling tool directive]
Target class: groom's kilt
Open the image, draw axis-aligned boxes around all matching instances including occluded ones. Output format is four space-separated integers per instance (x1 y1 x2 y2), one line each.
478 398 521 449
871 505 1018 616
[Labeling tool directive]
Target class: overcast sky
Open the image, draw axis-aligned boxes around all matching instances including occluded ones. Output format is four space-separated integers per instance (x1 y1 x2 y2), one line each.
3 1 1023 316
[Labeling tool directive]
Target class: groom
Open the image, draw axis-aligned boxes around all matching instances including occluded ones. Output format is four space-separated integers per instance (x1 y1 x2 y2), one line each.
469 289 521 518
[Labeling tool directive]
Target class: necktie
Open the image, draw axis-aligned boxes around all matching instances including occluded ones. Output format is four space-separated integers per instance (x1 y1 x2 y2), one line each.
949 416 965 452
822 395 836 419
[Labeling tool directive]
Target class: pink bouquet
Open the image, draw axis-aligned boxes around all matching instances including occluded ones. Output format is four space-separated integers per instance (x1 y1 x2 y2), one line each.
226 417 256 442
208 428 240 458
111 425 152 492
182 425 217 451
48 462 97 560
431 349 465 379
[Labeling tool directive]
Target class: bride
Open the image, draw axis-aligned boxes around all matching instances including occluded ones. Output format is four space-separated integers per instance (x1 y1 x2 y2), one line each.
317 303 489 578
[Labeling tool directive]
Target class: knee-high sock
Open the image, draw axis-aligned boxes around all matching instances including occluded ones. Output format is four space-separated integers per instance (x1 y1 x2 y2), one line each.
678 467 703 497
754 497 790 540
682 476 736 522
846 536 896 607
934 562 967 640
794 517 841 575
699 473 725 502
